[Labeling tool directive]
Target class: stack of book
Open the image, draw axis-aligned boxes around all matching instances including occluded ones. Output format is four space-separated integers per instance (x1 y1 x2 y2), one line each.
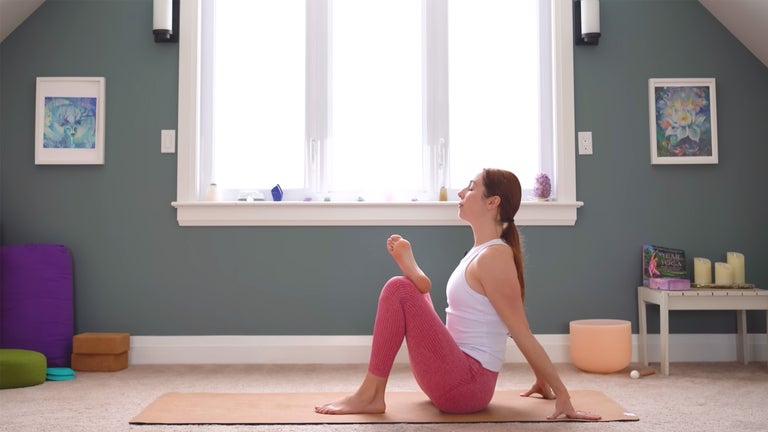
642 244 690 291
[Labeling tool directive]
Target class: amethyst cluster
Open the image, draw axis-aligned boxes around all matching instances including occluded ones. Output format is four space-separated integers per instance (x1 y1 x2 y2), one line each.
533 173 551 200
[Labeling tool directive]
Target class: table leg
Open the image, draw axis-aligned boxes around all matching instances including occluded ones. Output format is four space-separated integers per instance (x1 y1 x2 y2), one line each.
736 310 748 365
638 294 648 367
659 299 670 376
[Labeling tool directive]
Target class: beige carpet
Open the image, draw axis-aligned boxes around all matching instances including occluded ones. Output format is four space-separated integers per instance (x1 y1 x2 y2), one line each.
130 390 637 424
4 362 768 431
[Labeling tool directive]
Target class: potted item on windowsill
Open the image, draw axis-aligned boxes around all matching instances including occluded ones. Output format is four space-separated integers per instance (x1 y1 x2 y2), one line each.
533 173 551 201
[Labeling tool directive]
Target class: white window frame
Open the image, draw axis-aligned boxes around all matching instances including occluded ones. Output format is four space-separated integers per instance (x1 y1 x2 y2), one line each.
172 0 583 226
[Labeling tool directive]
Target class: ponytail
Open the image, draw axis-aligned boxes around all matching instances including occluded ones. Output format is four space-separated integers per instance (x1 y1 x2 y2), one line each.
502 222 525 302
484 169 525 302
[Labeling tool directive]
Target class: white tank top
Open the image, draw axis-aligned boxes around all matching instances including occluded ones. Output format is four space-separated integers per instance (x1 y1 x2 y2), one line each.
445 238 509 372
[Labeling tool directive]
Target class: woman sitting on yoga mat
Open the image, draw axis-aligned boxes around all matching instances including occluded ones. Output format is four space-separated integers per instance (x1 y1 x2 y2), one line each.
315 168 600 421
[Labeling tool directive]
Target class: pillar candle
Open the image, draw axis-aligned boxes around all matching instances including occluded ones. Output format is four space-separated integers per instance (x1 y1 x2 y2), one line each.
205 183 221 201
726 252 745 285
714 262 734 285
693 257 712 285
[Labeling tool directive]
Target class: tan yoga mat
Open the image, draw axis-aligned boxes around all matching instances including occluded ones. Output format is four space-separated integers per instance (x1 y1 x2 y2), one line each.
130 390 638 424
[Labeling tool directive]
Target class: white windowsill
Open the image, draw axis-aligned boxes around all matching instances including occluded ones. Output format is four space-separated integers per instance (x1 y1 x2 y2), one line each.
171 200 583 226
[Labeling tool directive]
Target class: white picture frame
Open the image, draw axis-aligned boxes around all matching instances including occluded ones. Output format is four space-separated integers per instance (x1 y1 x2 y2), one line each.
35 77 106 165
648 78 718 165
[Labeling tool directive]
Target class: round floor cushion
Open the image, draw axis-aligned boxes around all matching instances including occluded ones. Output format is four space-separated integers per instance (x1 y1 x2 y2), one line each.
0 349 47 389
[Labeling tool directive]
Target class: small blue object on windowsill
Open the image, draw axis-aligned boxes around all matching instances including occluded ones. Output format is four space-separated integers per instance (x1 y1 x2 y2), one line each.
271 184 283 201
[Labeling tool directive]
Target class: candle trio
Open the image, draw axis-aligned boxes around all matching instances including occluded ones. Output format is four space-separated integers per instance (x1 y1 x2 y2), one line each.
693 252 746 287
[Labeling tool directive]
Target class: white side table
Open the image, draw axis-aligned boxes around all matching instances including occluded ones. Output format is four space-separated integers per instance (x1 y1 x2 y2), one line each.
637 286 768 375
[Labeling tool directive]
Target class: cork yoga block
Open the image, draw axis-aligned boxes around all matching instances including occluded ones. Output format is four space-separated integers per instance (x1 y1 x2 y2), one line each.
71 352 128 372
73 332 130 355
569 319 631 374
71 333 130 371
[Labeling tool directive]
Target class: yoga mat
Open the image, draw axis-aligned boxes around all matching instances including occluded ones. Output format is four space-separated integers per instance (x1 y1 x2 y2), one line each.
130 390 638 424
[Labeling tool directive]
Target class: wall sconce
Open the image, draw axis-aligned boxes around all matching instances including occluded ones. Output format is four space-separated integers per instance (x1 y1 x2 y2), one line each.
574 0 600 46
153 0 179 43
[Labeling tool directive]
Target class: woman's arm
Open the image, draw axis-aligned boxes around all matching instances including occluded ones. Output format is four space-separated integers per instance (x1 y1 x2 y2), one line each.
467 246 600 420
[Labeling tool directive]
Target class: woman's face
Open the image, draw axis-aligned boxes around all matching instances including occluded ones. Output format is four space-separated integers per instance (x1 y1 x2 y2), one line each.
457 172 486 221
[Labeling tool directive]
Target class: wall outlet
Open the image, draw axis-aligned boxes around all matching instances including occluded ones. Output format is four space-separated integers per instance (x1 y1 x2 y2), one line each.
578 131 593 155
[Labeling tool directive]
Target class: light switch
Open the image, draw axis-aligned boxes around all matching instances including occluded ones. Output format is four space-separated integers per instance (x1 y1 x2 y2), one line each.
161 129 176 153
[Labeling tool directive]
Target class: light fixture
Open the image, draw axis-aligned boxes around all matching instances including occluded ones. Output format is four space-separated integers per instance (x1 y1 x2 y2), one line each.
153 0 179 43
574 0 600 46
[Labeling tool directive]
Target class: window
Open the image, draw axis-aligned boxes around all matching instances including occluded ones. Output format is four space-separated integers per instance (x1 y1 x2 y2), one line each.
174 0 582 226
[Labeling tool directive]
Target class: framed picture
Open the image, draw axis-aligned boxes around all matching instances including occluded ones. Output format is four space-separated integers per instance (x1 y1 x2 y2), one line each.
648 78 718 165
35 77 106 165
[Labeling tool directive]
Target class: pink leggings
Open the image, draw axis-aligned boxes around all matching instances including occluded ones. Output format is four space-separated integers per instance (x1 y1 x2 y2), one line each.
368 276 499 414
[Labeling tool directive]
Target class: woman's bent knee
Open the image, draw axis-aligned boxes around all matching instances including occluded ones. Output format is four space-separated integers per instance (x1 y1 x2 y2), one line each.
380 276 419 298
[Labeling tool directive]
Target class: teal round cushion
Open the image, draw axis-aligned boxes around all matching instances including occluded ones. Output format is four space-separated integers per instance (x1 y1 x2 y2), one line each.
46 367 76 381
0 349 47 389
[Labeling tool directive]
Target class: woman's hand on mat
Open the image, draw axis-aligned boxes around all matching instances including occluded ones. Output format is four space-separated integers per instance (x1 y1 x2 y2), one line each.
548 397 602 421
520 380 556 399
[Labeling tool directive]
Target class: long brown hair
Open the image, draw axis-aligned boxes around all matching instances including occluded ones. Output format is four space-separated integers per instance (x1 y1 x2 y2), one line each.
482 168 525 301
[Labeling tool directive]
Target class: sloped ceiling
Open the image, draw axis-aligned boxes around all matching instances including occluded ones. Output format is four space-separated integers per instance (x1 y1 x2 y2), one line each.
0 0 45 43
699 0 768 69
0 0 766 69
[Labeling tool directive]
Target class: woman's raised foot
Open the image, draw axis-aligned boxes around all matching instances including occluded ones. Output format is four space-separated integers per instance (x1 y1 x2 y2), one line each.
386 235 431 293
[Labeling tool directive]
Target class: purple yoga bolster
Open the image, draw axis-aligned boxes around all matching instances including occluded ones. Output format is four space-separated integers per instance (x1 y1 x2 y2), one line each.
0 244 74 367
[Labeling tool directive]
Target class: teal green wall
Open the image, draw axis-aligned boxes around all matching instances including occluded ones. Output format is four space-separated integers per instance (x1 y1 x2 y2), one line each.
2 0 767 336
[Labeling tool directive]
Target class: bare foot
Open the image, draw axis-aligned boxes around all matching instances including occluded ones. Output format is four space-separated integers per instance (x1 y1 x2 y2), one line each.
386 235 431 293
314 393 386 415
315 373 387 415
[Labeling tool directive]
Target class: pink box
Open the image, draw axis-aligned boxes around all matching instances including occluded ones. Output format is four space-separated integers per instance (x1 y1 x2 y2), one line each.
649 278 691 291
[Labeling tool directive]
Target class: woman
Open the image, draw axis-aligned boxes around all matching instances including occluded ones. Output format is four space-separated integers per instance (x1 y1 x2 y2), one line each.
315 169 600 420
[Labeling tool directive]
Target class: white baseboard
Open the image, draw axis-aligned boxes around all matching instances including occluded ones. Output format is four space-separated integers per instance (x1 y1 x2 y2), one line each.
128 334 767 365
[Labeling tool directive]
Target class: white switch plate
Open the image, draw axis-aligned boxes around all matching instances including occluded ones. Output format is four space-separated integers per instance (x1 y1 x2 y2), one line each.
161 129 176 153
578 131 593 155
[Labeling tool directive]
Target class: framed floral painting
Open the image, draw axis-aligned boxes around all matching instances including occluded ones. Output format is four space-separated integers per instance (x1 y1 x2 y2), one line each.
35 77 106 165
648 78 718 165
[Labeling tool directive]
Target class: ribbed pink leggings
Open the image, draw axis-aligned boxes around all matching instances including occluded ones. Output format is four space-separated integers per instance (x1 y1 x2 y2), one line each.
368 276 499 414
